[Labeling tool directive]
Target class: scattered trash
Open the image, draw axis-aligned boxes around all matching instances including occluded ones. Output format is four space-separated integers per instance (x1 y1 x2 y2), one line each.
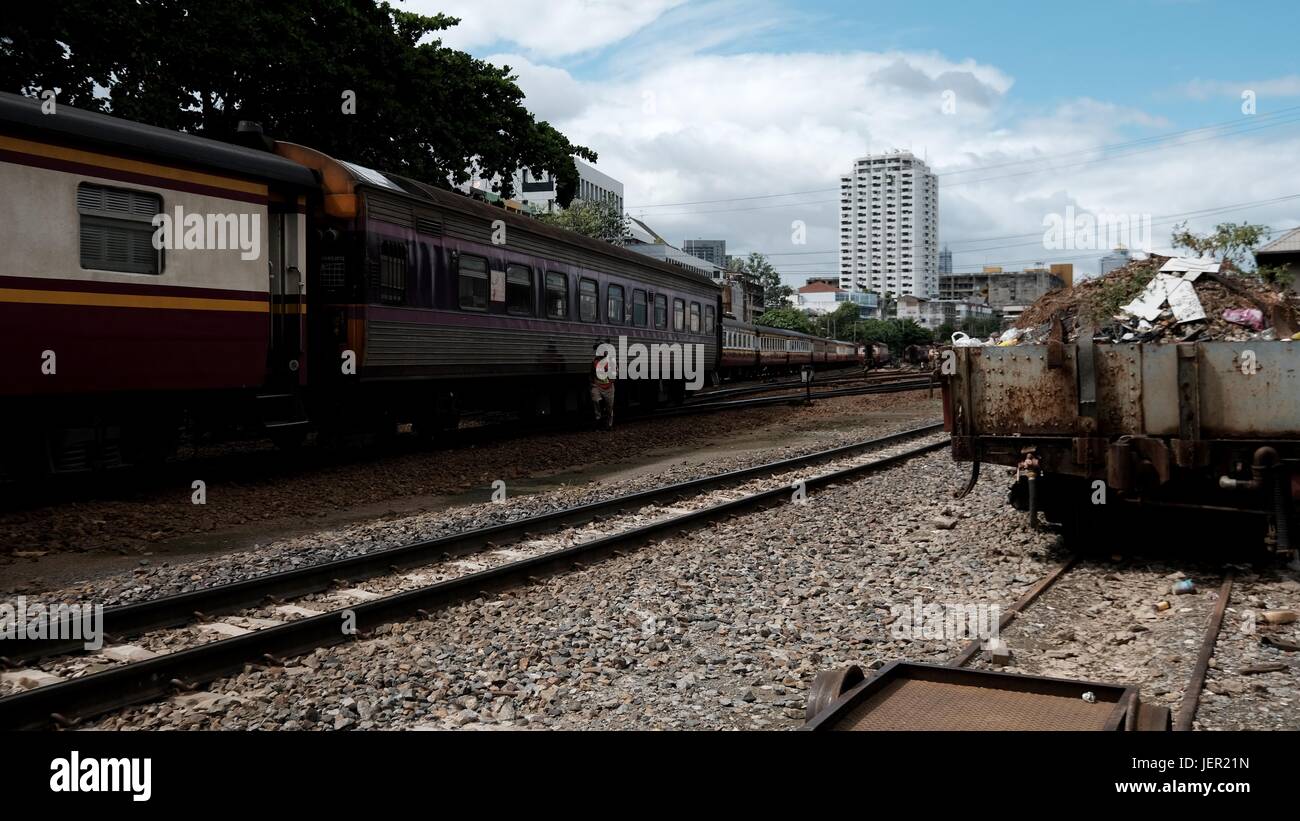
1222 307 1265 330
984 638 1012 666
1237 663 1288 675
1258 609 1298 625
1262 636 1300 652
1172 579 1196 595
1154 600 1171 612
1081 691 1097 703
1013 254 1299 344
950 331 987 347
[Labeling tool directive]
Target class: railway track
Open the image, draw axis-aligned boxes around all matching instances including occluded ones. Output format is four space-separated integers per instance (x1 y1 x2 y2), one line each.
0 374 934 509
944 556 1235 731
0 423 950 730
653 377 935 417
691 368 911 401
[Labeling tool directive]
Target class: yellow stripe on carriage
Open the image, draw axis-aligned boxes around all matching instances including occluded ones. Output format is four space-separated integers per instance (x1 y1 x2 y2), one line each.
0 135 269 196
0 287 269 312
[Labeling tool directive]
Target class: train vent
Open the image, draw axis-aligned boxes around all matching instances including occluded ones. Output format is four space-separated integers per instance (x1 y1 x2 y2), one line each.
416 215 443 236
366 197 415 229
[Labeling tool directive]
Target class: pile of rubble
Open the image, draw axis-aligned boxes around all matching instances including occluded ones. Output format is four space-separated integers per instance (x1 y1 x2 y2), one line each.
1003 254 1300 345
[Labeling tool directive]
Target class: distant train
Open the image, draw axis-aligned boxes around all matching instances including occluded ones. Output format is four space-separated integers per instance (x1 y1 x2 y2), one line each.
720 320 863 380
0 92 864 474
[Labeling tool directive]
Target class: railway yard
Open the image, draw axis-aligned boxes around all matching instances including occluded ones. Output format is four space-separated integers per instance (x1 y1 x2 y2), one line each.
2 386 1296 732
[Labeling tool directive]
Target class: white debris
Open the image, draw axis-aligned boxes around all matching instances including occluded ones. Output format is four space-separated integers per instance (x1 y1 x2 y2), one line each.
1120 272 1206 324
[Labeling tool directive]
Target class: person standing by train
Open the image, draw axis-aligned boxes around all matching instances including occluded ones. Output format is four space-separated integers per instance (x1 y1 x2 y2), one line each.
590 342 616 430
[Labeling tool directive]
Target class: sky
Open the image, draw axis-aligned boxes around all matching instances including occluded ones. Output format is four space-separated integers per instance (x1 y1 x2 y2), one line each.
407 0 1300 288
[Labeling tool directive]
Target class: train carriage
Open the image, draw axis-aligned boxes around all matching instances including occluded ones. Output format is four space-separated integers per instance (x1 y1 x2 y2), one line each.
0 93 725 471
720 318 862 380
275 142 722 433
0 92 317 471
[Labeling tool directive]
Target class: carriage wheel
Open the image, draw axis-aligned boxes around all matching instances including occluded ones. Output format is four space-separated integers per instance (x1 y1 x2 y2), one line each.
805 664 865 722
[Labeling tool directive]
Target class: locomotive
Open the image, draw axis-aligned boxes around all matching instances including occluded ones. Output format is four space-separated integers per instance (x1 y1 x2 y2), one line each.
0 93 860 474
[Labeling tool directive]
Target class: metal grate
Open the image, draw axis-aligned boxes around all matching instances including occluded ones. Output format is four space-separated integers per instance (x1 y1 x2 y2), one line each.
319 255 346 289
839 677 1116 732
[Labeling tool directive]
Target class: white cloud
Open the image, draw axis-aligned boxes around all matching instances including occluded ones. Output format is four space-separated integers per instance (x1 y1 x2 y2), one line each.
443 7 1300 283
1178 75 1300 99
408 0 687 59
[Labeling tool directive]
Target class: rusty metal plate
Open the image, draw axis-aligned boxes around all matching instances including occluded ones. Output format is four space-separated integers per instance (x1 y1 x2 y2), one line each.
805 662 1136 731
838 677 1117 731
1195 343 1300 438
1094 344 1144 435
969 347 1079 434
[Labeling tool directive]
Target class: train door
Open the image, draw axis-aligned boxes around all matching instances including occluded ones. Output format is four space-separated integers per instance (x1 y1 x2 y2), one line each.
267 207 306 386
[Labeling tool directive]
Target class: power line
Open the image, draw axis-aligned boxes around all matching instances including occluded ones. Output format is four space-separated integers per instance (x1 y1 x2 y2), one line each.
625 106 1300 213
728 193 1300 263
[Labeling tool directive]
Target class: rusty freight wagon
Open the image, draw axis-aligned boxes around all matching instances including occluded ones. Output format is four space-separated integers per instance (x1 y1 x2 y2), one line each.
943 336 1299 551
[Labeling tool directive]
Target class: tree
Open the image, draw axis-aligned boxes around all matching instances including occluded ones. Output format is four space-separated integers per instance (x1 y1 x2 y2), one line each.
893 319 932 347
537 199 630 244
935 316 1001 344
755 307 813 334
2 1 595 203
856 319 900 351
814 301 861 339
729 252 791 309
1170 222 1270 270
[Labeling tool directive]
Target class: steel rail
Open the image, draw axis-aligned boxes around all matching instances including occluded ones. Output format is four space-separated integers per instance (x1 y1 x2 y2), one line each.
1173 573 1234 731
2 422 944 664
948 556 1079 668
651 379 934 418
687 372 923 402
0 436 949 730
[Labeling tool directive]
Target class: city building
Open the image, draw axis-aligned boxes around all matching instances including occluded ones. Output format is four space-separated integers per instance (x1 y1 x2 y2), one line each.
939 245 952 275
838 150 939 298
1100 246 1130 275
1255 227 1300 295
795 282 880 318
937 265 1068 310
469 158 624 215
896 295 995 330
682 239 726 268
804 276 840 287
625 217 724 281
723 274 765 323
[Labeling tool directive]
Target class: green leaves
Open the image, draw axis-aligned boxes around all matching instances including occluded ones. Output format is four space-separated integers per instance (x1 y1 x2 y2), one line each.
729 252 792 310
5 1 593 203
536 198 630 244
1170 221 1271 269
754 307 814 334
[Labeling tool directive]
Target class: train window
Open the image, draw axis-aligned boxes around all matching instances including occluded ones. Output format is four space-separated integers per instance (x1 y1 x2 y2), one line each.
689 303 701 333
673 298 685 331
579 278 598 322
545 272 568 319
704 306 715 333
458 254 489 310
654 294 668 329
379 241 407 305
506 264 533 316
77 183 163 275
632 289 647 327
607 284 625 325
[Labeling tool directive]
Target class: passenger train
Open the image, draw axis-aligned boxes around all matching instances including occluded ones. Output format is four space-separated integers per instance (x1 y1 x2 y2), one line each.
0 92 861 473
